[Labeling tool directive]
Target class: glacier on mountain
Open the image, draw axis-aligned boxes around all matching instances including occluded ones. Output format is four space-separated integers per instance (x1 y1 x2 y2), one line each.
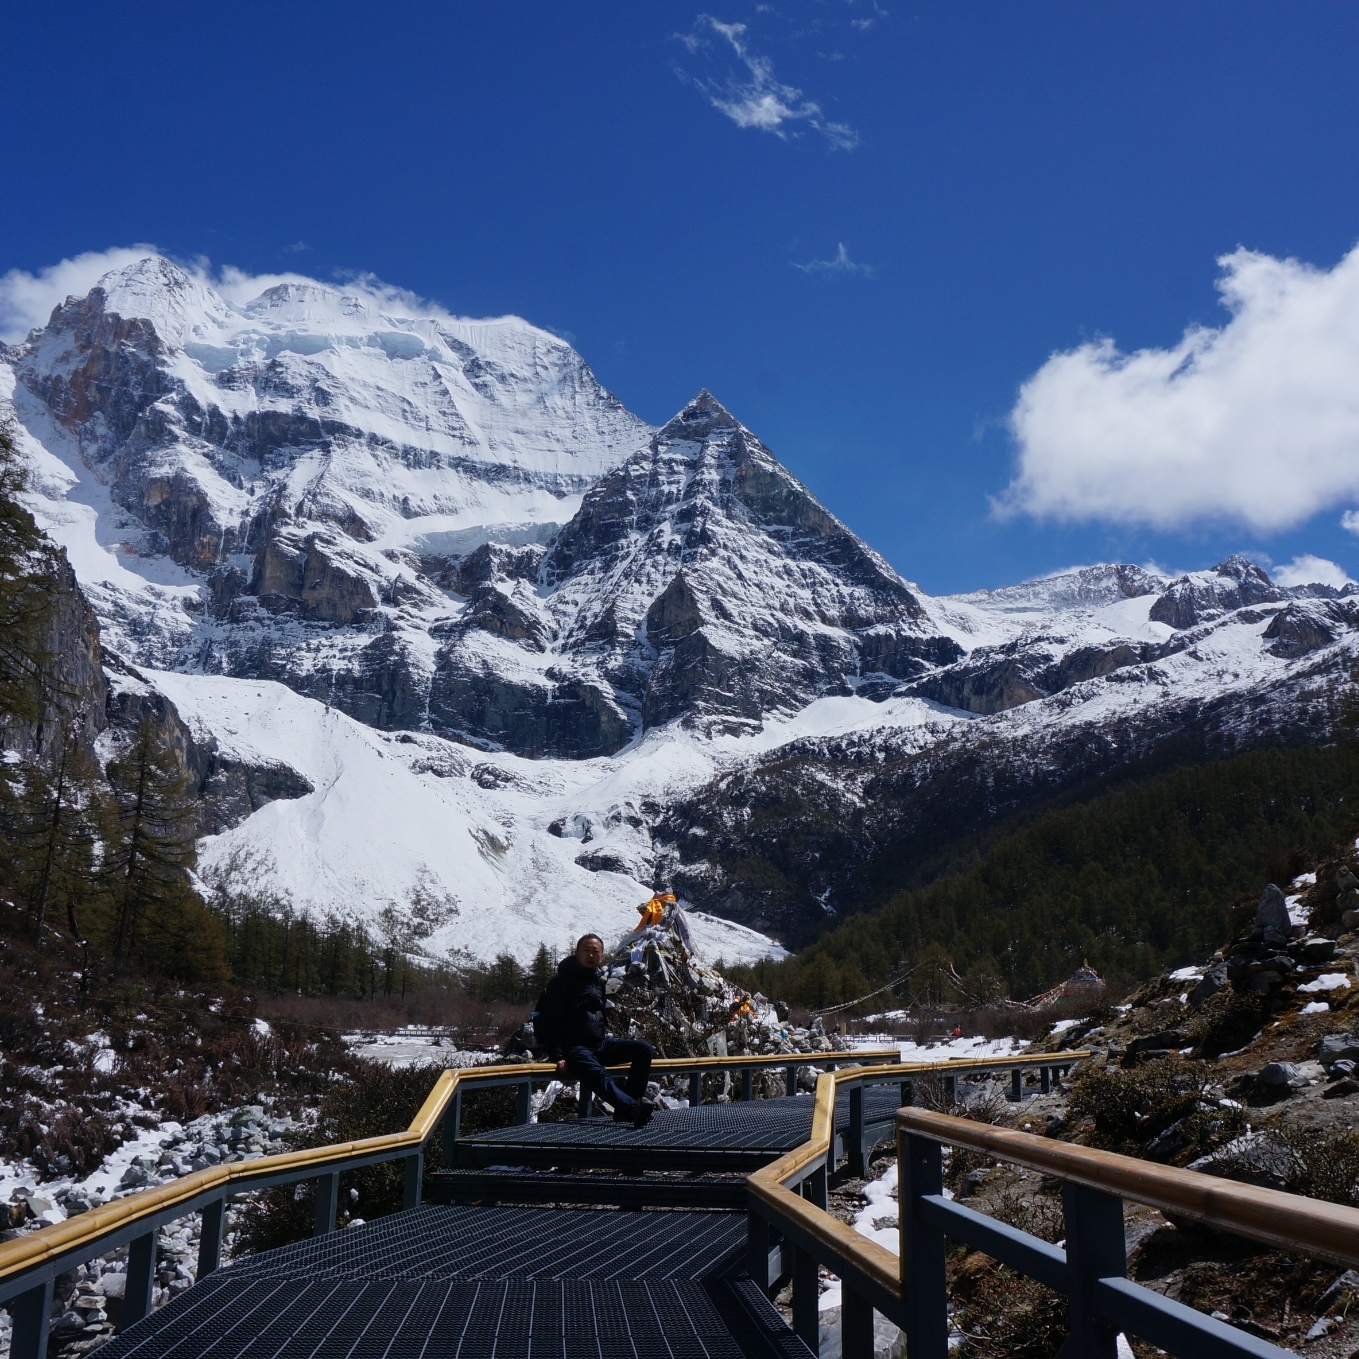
3 254 1357 962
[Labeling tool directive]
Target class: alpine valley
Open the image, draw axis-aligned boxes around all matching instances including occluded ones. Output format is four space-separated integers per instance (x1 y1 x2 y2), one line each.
3 256 1355 962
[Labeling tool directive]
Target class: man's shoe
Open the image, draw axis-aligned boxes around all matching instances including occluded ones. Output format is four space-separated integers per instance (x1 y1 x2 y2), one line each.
630 1100 653 1128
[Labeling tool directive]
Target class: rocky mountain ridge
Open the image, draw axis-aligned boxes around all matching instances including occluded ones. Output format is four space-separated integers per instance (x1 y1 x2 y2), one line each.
3 255 1357 959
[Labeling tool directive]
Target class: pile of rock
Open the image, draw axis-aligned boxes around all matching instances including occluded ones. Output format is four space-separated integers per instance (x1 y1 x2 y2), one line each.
605 901 846 1072
1200 883 1335 1004
0 1104 299 1357
502 898 848 1106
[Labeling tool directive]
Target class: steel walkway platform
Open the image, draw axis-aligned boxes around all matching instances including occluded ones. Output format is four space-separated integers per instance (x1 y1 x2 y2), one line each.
94 1205 807 1358
451 1088 903 1171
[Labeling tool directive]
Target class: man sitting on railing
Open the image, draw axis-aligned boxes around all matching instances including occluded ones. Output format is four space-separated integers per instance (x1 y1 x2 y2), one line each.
540 934 655 1127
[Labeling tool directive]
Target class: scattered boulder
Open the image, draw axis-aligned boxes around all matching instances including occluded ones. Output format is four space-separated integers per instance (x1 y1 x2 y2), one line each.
1297 936 1337 964
1121 1030 1186 1066
1339 866 1359 929
1255 883 1292 934
1189 964 1228 1009
1188 1132 1296 1190
1255 1061 1306 1089
1319 1034 1359 1069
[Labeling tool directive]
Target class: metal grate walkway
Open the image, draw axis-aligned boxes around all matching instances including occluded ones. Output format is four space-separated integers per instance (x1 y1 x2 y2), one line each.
452 1088 902 1171
94 1206 809 1359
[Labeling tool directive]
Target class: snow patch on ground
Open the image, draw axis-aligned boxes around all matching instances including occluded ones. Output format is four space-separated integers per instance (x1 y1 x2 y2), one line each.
1169 966 1204 982
342 1030 499 1069
849 1034 1023 1062
1300 973 1352 993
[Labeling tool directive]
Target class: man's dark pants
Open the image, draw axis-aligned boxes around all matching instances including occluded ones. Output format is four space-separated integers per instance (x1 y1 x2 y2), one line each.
565 1038 653 1112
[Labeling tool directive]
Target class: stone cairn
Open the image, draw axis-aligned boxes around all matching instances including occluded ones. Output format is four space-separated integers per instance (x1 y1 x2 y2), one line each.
506 896 848 1109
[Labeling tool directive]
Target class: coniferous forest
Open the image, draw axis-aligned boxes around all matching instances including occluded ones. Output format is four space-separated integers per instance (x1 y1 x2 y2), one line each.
727 740 1359 1008
0 422 485 999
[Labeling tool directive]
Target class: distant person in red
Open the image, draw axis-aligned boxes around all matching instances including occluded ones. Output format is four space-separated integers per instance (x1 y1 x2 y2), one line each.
951 1026 963 1039
539 933 654 1127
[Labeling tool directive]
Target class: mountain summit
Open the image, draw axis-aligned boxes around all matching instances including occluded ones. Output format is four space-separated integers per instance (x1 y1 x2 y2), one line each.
3 259 1358 958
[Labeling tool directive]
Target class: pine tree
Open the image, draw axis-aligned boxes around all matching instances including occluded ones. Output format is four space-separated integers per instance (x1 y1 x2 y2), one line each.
528 942 555 999
0 422 52 730
104 717 223 978
18 718 105 943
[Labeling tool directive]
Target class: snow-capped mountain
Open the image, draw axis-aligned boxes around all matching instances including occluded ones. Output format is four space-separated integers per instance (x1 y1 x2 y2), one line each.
4 256 648 669
4 255 1357 961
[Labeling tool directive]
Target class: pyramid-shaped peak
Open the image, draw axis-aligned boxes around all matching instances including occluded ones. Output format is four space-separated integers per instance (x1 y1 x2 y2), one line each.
1213 554 1272 585
658 390 742 441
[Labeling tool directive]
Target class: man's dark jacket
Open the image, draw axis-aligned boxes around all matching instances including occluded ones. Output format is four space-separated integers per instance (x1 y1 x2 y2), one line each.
538 956 608 1061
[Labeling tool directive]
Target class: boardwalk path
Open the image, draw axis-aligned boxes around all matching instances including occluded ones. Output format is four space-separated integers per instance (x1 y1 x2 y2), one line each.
88 1090 907 1358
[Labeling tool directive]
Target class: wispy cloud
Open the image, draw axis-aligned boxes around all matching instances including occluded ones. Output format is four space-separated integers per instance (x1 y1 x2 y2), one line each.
675 15 859 150
1343 510 1359 536
793 242 875 277
851 0 889 31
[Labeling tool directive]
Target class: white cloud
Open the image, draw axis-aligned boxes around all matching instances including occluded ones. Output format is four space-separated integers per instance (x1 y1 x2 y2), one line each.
1342 510 1359 536
999 243 1359 532
1270 554 1354 588
793 242 875 277
0 245 160 341
0 247 478 346
676 16 859 150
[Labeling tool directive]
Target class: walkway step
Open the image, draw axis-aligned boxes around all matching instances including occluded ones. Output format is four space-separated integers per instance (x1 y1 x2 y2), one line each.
427 1169 749 1209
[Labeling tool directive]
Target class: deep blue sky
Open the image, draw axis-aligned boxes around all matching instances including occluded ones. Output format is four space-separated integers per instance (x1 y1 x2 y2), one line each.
5 2 1359 593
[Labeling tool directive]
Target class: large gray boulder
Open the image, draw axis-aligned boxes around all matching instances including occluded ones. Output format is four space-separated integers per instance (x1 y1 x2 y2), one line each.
1255 883 1291 933
1189 963 1228 1009
1255 1061 1304 1088
1320 1034 1359 1069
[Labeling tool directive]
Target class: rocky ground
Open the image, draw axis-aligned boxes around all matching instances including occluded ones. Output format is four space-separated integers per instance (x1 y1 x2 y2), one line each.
20 860 1359 1359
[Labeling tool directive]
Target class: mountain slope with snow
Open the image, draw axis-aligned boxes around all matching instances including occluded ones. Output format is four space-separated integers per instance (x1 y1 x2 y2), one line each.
4 255 1358 961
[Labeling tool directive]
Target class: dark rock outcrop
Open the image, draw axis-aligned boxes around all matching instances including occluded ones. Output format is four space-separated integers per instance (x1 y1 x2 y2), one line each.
1264 602 1341 658
1150 555 1286 630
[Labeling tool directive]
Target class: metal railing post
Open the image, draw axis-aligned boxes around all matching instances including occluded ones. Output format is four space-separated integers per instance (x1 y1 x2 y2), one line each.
580 1089 596 1118
741 1068 754 1101
1062 1181 1126 1359
901 1130 948 1359
900 1079 913 1108
197 1196 225 1278
8 1278 53 1359
1040 1065 1051 1095
848 1084 867 1177
747 1209 771 1290
123 1229 157 1328
792 1244 820 1354
442 1088 461 1164
1011 1067 1023 1101
805 1161 828 1212
403 1151 424 1210
942 1072 957 1105
786 1064 797 1096
842 1286 874 1359
689 1071 701 1106
314 1171 339 1236
516 1079 532 1124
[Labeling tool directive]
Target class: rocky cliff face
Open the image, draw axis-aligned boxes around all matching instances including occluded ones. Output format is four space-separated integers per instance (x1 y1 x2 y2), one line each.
0 541 108 769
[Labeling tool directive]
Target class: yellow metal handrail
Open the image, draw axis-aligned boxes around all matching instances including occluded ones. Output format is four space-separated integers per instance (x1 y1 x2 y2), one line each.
0 1048 906 1288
